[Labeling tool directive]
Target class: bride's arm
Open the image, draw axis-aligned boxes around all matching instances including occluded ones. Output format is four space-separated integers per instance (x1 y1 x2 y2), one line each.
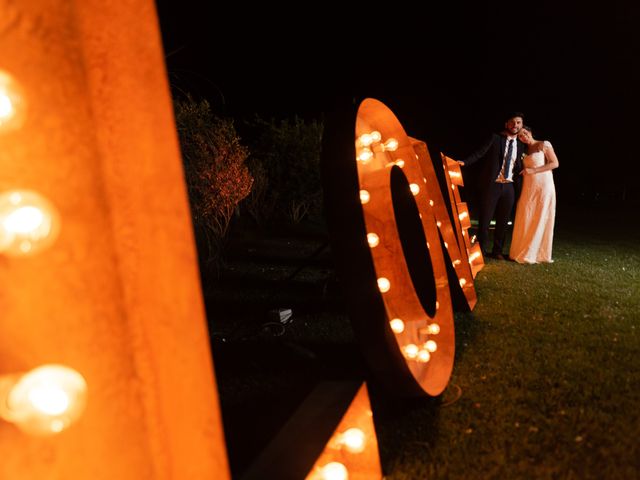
527 141 559 174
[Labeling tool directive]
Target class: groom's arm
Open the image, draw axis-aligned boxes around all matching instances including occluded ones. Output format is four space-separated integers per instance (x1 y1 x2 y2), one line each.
460 134 496 167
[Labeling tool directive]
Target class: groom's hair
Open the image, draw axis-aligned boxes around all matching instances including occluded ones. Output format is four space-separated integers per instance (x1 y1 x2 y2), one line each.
505 111 525 122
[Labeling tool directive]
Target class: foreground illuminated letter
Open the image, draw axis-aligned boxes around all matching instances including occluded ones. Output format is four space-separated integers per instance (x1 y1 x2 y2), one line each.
0 1 229 477
322 98 482 396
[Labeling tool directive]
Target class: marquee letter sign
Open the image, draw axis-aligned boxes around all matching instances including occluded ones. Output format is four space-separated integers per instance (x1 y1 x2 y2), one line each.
2 0 486 473
0 0 229 477
322 98 484 397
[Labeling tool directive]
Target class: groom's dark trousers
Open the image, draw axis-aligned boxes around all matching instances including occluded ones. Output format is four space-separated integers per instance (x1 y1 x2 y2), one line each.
478 181 515 255
462 133 524 255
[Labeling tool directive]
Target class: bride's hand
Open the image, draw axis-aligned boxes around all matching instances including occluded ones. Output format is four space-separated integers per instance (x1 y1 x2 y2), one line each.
524 167 536 175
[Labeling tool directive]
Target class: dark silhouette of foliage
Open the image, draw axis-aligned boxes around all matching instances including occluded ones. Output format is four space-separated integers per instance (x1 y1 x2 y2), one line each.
175 97 252 266
241 115 324 225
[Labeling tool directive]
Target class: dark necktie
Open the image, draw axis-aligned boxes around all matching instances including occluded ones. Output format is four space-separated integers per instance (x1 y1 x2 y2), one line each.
504 139 514 179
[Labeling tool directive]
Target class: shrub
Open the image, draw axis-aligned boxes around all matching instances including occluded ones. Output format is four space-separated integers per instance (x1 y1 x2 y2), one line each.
241 115 324 225
175 97 253 266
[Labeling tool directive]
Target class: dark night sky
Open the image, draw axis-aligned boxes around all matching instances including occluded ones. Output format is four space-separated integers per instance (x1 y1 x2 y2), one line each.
154 2 640 200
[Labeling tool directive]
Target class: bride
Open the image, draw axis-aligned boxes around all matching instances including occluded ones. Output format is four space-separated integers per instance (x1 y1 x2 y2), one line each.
509 126 559 263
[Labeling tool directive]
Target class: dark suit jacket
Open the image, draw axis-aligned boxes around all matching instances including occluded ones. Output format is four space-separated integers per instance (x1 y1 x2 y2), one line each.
463 133 526 195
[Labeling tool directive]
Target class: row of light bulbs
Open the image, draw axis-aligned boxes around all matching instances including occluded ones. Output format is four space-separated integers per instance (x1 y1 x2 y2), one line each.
356 132 483 367
356 130 443 364
367 174 473 287
313 426 368 480
356 131 399 164
0 69 87 436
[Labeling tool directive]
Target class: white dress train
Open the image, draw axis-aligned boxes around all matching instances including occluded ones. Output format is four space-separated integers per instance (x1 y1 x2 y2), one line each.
509 141 556 264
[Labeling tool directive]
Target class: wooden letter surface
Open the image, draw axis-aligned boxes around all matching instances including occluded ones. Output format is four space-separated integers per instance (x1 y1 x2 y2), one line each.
322 98 481 397
0 1 229 478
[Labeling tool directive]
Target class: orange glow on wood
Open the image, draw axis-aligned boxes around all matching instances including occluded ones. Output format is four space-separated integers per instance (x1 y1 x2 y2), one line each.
305 384 381 480
409 142 480 310
0 1 229 478
441 154 485 280
323 98 483 397
355 99 454 396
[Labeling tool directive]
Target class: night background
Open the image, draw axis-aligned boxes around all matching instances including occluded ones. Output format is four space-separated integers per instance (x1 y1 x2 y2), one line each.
155 2 639 204
152 3 640 478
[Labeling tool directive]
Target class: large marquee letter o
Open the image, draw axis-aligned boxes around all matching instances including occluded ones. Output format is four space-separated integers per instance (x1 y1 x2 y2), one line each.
322 98 480 397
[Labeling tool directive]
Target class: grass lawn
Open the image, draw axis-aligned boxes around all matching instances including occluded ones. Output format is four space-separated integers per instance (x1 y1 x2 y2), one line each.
209 202 639 479
376 203 640 479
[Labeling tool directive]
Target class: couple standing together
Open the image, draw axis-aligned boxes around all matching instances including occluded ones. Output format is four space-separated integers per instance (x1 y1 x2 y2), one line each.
459 112 559 264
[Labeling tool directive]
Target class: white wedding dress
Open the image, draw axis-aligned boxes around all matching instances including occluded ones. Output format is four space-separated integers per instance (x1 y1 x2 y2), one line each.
509 141 556 263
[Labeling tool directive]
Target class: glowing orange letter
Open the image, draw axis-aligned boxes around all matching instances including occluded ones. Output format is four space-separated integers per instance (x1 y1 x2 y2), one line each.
322 98 482 396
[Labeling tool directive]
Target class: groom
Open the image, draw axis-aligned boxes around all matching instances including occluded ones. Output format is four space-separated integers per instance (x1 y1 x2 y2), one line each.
459 112 526 260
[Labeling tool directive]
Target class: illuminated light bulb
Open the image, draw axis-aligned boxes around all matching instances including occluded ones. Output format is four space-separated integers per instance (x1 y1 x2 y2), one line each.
358 133 374 147
508 221 513 226
436 301 440 310
409 183 420 195
0 190 60 256
423 177 427 183
0 93 12 119
5 206 45 235
0 364 88 436
367 233 380 248
425 340 438 352
436 221 442 228
468 251 481 262
403 344 419 359
389 318 405 333
448 170 462 179
426 242 430 249
377 277 390 293
451 184 456 190
0 70 27 132
357 148 373 163
28 385 69 415
370 131 382 143
459 211 468 220
452 259 461 266
417 349 431 363
385 159 406 169
320 462 348 480
419 213 423 219
471 235 477 243
459 278 467 287
383 137 399 151
428 323 441 335
341 427 366 453
462 230 466 236
429 200 434 207
359 190 370 204
444 242 449 249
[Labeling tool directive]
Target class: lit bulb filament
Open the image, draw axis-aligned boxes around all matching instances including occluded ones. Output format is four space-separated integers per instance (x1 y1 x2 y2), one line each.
0 92 14 119
468 251 481 262
340 427 366 453
390 318 405 333
382 138 399 151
